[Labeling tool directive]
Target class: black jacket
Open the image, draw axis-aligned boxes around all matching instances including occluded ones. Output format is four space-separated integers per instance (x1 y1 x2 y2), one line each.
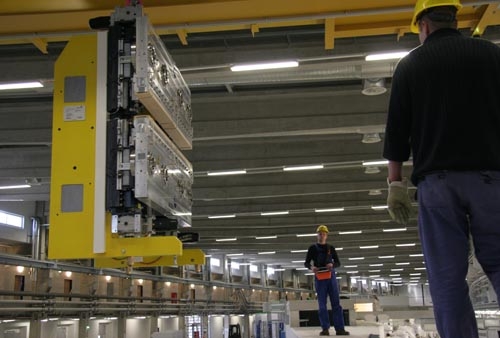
383 28 500 185
304 243 341 269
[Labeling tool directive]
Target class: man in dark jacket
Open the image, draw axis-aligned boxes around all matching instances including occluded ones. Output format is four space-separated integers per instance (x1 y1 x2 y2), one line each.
305 225 349 336
383 1 500 337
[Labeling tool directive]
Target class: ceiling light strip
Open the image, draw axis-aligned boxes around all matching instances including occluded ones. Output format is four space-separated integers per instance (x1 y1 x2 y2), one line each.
0 81 43 90
207 170 247 176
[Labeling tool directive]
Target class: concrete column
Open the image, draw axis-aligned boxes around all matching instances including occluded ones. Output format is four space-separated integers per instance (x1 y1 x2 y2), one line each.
227 258 233 284
244 315 251 338
29 315 41 338
78 314 89 338
202 314 209 338
117 314 127 338
260 264 267 288
204 260 211 282
35 268 52 293
223 315 230 338
150 316 159 335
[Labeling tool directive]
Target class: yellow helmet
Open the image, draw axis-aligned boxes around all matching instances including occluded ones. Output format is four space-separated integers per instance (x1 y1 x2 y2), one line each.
410 0 462 33
316 225 329 233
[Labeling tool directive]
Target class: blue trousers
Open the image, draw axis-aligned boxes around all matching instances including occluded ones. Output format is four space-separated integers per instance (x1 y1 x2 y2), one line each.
315 272 345 331
418 171 500 338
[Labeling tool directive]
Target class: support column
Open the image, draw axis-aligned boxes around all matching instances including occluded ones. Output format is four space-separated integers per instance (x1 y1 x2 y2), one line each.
150 316 159 335
202 314 209 338
78 314 89 338
260 264 267 288
29 315 41 338
223 315 230 338
244 315 251 338
117 314 127 338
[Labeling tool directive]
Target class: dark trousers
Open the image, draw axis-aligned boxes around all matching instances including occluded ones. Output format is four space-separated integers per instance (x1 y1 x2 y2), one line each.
418 171 500 338
315 272 345 331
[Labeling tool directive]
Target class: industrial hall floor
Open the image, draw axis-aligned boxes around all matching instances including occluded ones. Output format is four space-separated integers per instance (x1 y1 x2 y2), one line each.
292 326 380 338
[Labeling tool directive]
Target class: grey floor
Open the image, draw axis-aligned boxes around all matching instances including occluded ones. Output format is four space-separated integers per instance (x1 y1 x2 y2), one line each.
292 326 381 338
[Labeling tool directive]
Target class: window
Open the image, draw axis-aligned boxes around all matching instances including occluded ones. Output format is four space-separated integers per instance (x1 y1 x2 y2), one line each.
0 210 24 229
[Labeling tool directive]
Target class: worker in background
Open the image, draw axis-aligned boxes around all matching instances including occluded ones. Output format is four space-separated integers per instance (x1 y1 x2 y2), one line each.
304 225 349 336
383 0 500 337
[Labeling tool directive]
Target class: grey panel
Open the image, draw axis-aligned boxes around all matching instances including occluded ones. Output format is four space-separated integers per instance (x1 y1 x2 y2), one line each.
61 184 84 212
64 76 86 102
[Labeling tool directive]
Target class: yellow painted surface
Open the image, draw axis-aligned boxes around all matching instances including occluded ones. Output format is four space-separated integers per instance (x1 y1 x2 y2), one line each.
48 35 183 259
49 34 99 259
94 249 206 268
0 1 497 44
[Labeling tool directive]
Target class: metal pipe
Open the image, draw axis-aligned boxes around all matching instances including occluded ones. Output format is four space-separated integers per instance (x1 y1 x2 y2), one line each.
31 217 41 261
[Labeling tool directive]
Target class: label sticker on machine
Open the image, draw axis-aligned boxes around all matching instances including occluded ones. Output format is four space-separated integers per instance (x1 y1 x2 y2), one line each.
63 105 86 121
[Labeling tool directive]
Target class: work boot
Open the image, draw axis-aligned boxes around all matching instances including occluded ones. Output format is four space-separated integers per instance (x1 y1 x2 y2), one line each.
319 329 330 336
335 329 350 336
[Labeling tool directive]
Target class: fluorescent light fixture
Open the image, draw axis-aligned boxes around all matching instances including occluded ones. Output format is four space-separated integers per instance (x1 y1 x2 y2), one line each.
207 170 247 176
390 274 401 277
255 235 277 240
383 228 407 232
368 270 381 273
414 267 426 270
291 260 304 263
349 257 365 260
344 265 358 268
369 263 384 267
369 275 380 278
339 230 362 235
215 238 237 242
379 255 395 259
396 243 416 247
227 253 244 257
410 273 421 276
346 271 359 274
371 205 388 210
283 164 324 171
0 81 43 90
305 272 315 276
296 267 308 271
365 51 409 61
396 262 410 265
360 245 379 249
296 233 316 237
391 268 404 272
231 61 299 72
362 160 389 166
291 249 308 253
409 283 418 286
173 211 192 216
274 268 285 272
315 207 345 213
0 184 31 190
410 253 424 257
258 251 276 255
209 214 236 219
261 211 289 216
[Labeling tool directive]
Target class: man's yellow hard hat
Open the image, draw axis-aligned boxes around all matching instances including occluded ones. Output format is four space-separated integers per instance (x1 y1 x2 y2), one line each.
316 225 329 233
410 0 462 33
